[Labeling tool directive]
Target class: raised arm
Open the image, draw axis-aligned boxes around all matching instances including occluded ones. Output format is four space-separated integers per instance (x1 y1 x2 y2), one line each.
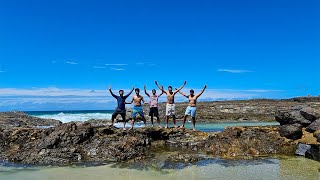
144 85 150 97
176 88 189 98
196 85 207 98
108 86 117 98
173 81 187 94
125 97 134 104
158 86 165 97
124 86 135 98
155 81 167 94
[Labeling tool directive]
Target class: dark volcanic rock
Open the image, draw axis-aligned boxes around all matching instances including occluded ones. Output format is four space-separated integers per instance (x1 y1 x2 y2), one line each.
279 123 303 140
275 111 311 127
205 126 296 158
0 123 298 165
295 143 311 156
314 130 320 143
305 144 320 161
0 111 62 128
300 107 320 121
306 119 320 133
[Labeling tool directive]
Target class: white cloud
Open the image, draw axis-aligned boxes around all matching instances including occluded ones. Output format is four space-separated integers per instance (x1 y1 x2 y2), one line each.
66 61 78 65
218 69 253 73
110 68 125 71
105 63 128 66
0 87 285 111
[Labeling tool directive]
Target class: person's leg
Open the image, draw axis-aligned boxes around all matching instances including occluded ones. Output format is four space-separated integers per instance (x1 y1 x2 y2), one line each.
180 106 190 128
173 115 177 128
150 115 154 127
139 109 146 127
172 105 177 128
121 113 126 130
130 118 136 130
165 116 169 128
156 116 161 128
154 107 160 128
192 117 196 131
191 107 197 131
131 108 137 130
180 115 188 128
165 105 169 128
111 111 118 126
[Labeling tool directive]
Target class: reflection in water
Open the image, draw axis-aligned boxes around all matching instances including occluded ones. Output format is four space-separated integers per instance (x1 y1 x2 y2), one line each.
0 156 319 180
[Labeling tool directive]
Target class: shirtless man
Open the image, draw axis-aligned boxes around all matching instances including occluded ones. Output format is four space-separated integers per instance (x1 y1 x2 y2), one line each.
177 85 207 131
108 86 134 130
144 84 164 128
126 88 147 130
155 80 187 128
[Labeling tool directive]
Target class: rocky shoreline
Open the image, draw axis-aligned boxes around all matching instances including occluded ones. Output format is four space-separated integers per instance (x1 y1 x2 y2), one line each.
112 97 320 123
0 97 319 166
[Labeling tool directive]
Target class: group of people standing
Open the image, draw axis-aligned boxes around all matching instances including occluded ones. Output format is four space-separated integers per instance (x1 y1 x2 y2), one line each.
108 81 207 131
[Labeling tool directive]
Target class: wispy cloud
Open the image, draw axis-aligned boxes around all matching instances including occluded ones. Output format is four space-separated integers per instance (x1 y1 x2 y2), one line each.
0 70 6 73
218 69 253 73
66 61 78 65
93 66 106 69
110 68 125 71
105 63 128 66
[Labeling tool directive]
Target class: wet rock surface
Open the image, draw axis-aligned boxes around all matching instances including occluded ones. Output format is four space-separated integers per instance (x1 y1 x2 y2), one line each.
0 122 298 165
0 111 62 128
276 107 320 161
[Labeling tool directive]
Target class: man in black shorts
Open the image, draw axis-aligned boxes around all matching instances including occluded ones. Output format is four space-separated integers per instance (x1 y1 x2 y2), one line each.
144 84 164 127
108 85 134 130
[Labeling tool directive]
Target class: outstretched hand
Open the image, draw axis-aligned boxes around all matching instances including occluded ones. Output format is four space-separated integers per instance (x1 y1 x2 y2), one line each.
204 84 207 88
132 86 135 90
155 81 158 85
108 86 111 91
184 80 187 85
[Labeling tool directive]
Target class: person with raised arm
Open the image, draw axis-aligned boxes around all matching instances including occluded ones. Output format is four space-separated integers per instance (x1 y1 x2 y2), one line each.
126 88 147 130
144 84 164 128
108 86 134 130
177 85 207 131
155 80 187 128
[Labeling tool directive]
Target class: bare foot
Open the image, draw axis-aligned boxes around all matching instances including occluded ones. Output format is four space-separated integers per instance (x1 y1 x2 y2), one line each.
158 125 162 128
174 125 177 128
179 126 185 129
193 128 196 131
165 125 168 129
123 128 126 131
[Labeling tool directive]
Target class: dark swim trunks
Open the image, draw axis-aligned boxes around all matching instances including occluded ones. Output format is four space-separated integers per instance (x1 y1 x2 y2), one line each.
149 107 159 117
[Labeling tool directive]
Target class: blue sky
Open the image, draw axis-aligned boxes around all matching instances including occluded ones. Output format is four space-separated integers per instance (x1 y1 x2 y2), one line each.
0 0 319 111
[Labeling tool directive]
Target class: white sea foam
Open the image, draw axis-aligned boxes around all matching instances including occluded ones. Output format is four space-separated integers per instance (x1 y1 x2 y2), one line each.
36 112 112 123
